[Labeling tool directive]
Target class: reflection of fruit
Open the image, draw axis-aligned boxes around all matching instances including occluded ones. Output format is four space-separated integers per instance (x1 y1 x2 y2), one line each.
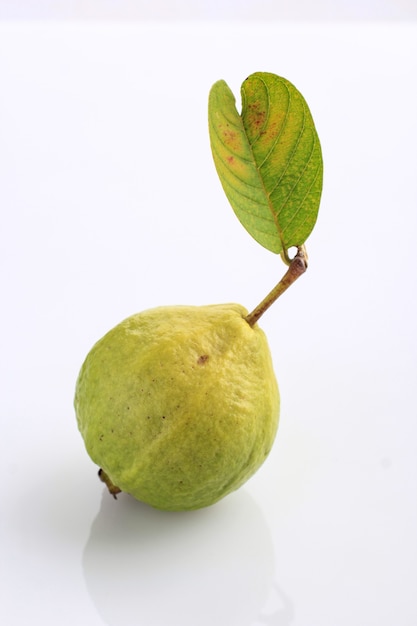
83 490 275 626
75 304 279 511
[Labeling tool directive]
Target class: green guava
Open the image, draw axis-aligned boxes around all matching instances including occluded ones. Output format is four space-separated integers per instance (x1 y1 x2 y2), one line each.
74 303 279 511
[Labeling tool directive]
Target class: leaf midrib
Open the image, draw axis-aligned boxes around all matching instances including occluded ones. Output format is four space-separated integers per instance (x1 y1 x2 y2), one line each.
241 77 290 252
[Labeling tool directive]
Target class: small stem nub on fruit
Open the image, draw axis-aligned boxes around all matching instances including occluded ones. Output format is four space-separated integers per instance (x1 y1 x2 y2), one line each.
245 245 308 327
98 468 122 499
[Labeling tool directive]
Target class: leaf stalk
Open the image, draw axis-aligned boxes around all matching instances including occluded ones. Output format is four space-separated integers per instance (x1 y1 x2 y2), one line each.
245 246 308 327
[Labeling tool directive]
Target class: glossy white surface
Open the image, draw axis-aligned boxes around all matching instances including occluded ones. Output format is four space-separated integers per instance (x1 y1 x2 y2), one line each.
1 21 416 626
1 0 417 20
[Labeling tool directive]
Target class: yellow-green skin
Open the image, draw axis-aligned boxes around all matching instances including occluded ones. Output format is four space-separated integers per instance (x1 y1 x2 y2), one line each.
74 304 279 511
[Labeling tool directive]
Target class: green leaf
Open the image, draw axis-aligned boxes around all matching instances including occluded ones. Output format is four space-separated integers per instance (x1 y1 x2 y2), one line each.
208 72 323 255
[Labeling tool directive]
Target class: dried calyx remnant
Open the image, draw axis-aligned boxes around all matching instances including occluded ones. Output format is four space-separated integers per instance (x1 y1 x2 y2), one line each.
98 468 121 499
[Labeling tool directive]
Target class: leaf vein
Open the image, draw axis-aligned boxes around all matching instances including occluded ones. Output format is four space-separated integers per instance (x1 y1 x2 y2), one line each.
257 79 292 168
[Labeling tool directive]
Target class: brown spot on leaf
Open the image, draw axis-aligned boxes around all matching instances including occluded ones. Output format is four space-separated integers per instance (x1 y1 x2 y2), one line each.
197 355 209 365
219 123 241 151
246 100 267 129
222 127 237 141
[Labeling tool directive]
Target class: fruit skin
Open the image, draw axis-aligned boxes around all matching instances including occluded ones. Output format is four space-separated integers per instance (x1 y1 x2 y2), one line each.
74 303 279 511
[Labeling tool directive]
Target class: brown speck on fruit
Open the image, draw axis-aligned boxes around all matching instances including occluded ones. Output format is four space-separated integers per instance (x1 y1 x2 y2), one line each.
98 468 122 499
197 355 209 365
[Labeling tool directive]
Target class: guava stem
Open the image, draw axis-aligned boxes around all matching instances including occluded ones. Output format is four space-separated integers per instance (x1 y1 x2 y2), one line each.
245 245 308 327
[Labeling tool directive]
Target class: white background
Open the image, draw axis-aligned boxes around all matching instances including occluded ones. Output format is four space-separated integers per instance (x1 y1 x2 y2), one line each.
1 10 417 626
1 0 417 20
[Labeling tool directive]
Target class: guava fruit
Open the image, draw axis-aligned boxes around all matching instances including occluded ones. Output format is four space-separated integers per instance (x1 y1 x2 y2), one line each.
74 303 279 511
